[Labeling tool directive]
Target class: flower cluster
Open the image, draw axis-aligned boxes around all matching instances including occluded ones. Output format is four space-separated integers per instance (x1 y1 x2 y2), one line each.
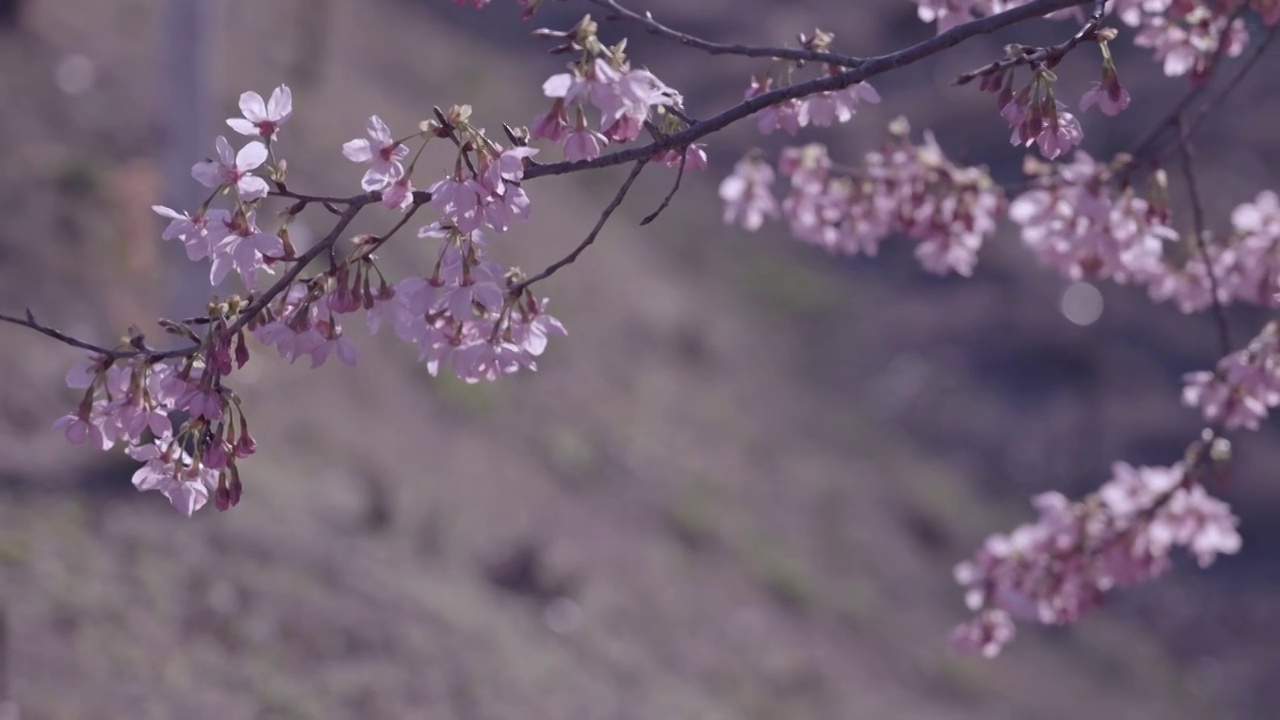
530 16 685 162
915 0 1274 77
951 459 1241 657
53 319 258 517
49 86 570 517
721 118 1004 276
1009 152 1176 284
742 72 880 136
1012 158 1280 315
1183 321 1280 430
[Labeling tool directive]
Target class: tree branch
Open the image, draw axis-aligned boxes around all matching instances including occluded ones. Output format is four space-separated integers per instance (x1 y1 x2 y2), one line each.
0 309 119 357
509 159 648 294
953 0 1107 85
524 0 1093 181
584 0 864 68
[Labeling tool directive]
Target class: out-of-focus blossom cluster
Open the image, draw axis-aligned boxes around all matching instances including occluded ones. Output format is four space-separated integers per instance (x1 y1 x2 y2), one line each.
1009 151 1176 284
951 459 1241 657
1150 190 1280 312
914 0 1273 79
1010 157 1280 314
720 119 1004 276
1183 321 1280 429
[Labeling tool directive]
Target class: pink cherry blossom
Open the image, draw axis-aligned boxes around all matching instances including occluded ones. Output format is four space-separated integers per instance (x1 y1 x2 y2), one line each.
342 115 410 191
226 85 292 141
208 211 284 287
1079 64 1132 117
191 136 270 200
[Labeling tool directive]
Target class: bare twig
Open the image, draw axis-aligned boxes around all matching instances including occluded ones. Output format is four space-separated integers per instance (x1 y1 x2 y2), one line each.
361 192 432 256
640 148 686 225
525 0 1094 181
2 193 379 362
954 0 1107 85
1174 126 1233 356
0 310 118 356
584 0 864 68
270 182 371 207
509 159 648 293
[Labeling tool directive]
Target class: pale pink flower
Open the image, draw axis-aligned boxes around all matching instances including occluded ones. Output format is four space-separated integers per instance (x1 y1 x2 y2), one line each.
127 439 218 517
381 173 415 211
226 85 292 140
807 81 880 127
52 411 107 449
208 211 284 287
191 136 270 200
1079 65 1131 116
342 115 410 191
656 144 708 171
563 127 606 162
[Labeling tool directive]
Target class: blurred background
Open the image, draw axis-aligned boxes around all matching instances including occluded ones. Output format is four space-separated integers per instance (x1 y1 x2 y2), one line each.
1 0 1278 718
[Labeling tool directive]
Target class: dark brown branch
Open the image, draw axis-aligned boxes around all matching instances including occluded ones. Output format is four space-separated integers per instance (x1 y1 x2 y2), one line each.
509 159 648 294
270 182 371 206
2 193 378 362
524 0 1093 181
0 309 118 357
640 148 686 226
953 0 1107 85
584 0 864 68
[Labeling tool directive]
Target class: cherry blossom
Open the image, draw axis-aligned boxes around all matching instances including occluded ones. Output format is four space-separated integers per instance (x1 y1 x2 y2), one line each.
226 85 293 141
191 136 270 201
342 115 410 191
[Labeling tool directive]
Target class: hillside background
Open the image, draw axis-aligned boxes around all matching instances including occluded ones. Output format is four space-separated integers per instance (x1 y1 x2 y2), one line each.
1 0 1278 718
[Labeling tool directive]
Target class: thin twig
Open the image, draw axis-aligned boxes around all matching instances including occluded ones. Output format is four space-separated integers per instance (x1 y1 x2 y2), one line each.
0 310 118 356
509 159 648 293
640 148 686 225
584 0 864 68
362 192 432 256
525 0 1094 181
954 0 1107 85
1174 126 1233 356
270 182 369 206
